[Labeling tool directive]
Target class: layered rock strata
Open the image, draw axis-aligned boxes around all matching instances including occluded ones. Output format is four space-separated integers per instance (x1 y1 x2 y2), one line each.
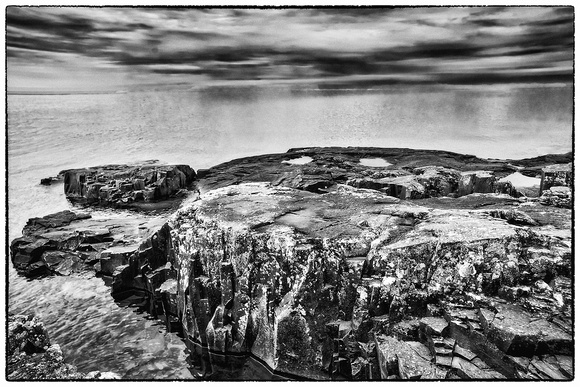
10 210 166 278
62 161 196 208
10 148 573 380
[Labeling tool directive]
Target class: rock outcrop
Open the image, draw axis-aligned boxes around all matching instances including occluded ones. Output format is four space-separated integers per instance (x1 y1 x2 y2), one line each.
539 186 572 209
10 210 166 278
62 161 196 208
158 183 571 380
196 147 563 201
7 314 120 380
539 163 573 192
10 147 573 380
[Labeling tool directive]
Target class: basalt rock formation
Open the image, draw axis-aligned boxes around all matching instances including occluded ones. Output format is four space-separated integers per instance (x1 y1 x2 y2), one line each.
165 183 571 380
537 163 573 209
62 161 196 209
10 210 167 278
10 148 573 380
197 147 567 200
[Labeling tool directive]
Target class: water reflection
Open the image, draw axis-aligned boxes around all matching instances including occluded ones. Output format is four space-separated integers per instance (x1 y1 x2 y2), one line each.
8 267 195 379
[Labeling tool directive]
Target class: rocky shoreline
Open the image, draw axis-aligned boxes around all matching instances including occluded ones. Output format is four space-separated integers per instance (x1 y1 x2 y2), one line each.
7 314 120 380
10 147 573 380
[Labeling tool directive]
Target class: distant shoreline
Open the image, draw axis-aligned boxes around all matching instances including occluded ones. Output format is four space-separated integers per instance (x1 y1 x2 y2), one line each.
7 81 572 96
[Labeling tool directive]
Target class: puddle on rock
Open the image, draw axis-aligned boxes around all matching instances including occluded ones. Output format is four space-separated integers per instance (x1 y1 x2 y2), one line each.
358 158 392 167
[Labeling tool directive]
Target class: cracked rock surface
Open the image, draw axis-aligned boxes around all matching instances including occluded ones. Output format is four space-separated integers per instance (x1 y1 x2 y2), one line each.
10 148 572 380
160 182 571 379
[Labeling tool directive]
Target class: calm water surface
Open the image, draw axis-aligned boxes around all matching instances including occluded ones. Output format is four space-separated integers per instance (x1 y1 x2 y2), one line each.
6 84 573 378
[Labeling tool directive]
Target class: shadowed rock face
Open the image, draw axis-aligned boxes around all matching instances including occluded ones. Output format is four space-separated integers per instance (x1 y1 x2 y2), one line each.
10 148 573 380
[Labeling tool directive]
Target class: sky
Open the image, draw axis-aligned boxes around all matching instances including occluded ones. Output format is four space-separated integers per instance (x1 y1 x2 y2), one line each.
6 6 574 93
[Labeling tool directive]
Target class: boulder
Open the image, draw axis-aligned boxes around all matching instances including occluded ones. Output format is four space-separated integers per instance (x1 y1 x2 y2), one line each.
458 171 496 196
346 175 425 199
271 166 335 193
413 166 460 197
539 186 572 208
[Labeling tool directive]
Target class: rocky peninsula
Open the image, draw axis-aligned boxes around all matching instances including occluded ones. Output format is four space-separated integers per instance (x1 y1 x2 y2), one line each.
10 147 573 380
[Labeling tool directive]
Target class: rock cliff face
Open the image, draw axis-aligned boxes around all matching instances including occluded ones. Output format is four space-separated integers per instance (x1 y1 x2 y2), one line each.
160 183 571 379
10 148 573 380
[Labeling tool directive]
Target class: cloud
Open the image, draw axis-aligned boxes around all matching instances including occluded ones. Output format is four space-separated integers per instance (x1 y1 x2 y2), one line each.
6 6 573 92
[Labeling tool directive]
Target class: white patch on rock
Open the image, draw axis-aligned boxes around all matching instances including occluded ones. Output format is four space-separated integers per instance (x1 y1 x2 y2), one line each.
282 156 313 165
553 293 565 308
498 172 541 188
359 158 392 167
457 260 475 278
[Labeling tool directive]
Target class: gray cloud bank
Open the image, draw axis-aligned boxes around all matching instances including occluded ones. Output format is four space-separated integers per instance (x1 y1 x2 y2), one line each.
6 7 573 92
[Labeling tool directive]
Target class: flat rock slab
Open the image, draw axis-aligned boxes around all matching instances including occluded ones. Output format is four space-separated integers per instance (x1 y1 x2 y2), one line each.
485 303 572 357
420 317 449 337
11 210 166 277
374 335 446 379
451 356 505 379
185 183 420 240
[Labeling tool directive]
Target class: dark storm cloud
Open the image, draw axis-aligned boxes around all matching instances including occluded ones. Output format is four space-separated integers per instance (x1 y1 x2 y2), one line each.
6 6 573 91
6 8 96 35
304 7 400 22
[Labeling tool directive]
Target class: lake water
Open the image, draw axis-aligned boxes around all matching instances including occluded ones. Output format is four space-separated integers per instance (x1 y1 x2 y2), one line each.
6 84 573 379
